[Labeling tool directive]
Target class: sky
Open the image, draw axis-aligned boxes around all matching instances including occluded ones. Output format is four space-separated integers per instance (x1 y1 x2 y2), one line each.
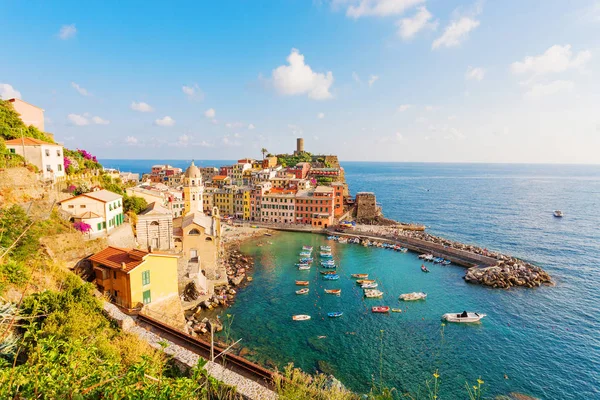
1 0 600 164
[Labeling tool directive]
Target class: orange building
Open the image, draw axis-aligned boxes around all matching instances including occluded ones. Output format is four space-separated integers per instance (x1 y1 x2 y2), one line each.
331 182 345 217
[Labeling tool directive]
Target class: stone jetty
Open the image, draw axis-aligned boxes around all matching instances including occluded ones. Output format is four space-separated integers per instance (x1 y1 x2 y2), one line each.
464 261 553 289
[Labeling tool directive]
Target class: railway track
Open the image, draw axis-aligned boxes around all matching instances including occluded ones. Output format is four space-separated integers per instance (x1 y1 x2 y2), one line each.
137 314 275 387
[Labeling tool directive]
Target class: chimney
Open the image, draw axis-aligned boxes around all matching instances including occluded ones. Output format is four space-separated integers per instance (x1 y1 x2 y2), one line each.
121 262 126 270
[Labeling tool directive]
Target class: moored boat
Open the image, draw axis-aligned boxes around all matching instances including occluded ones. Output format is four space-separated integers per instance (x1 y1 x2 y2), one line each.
399 292 427 301
442 311 486 323
295 280 309 286
292 315 311 321
364 289 384 298
356 279 375 285
295 263 309 267
298 265 311 270
320 252 333 258
299 251 312 257
372 306 390 313
323 274 340 280
361 282 378 289
299 257 313 263
302 245 313 251
351 273 368 278
421 265 430 273
327 311 343 318
320 245 331 251
320 270 337 275
391 308 402 313
554 210 563 217
324 289 341 295
296 288 309 295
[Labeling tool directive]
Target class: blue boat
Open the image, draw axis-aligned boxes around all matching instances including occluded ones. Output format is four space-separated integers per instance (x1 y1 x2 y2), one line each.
323 274 340 280
327 312 343 318
321 260 335 265
321 264 337 269
299 251 312 257
320 252 333 258
295 263 309 267
299 258 313 263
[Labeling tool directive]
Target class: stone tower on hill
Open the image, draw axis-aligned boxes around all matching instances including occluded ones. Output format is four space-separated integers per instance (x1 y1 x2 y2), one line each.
183 161 204 216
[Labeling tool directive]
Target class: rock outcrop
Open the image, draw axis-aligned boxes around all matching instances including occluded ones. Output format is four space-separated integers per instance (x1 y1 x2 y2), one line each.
464 260 553 289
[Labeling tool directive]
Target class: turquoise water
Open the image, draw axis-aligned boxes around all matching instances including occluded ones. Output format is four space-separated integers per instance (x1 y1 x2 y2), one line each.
103 160 600 398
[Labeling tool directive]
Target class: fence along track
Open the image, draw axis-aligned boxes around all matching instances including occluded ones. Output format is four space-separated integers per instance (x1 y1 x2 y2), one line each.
136 314 275 386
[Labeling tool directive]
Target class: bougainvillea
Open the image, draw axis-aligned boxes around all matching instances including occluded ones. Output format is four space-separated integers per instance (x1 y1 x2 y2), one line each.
67 184 77 193
73 221 92 233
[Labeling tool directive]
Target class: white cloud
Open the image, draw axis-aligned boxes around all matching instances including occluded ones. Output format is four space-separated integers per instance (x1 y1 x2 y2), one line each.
271 48 334 100
510 45 591 76
125 136 138 145
130 101 154 112
317 112 325 119
368 75 379 87
91 116 110 125
58 24 77 40
397 6 437 40
465 66 485 81
222 136 241 146
171 134 191 147
67 114 89 126
71 82 90 96
397 104 411 112
432 17 480 49
345 0 426 18
288 124 304 136
248 123 255 130
0 83 21 99
155 116 175 127
225 122 244 129
204 108 216 118
182 84 204 100
524 80 575 98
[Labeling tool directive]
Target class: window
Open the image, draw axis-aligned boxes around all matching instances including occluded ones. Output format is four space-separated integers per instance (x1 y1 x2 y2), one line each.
109 204 113 211
45 149 50 156
80 205 86 208
46 165 51 171
57 164 62 172
143 290 151 304
57 149 61 156
102 222 106 229
68 205 74 209
113 271 117 279
142 270 150 285
9 148 15 154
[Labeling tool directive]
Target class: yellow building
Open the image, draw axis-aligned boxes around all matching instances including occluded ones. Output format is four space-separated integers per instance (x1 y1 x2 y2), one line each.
243 188 251 220
214 186 235 217
89 246 179 310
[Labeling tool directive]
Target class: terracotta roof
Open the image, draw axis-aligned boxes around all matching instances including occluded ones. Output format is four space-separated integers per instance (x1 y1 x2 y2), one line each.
212 175 228 180
4 137 56 146
139 201 171 216
89 246 148 272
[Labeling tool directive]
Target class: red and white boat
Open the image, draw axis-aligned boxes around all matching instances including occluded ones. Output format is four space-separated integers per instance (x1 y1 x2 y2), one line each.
372 306 390 313
292 315 311 321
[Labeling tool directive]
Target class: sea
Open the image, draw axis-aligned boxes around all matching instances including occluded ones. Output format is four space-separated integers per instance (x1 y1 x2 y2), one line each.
102 160 600 399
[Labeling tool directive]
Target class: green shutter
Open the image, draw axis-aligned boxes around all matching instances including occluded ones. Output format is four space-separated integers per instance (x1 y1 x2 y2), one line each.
142 270 150 285
97 222 102 231
142 290 151 305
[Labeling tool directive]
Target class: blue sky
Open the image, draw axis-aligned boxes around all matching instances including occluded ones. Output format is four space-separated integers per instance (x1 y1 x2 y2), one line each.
1 0 599 163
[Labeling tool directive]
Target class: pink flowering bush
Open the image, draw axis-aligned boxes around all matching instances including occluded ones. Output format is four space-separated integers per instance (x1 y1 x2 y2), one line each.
73 221 92 233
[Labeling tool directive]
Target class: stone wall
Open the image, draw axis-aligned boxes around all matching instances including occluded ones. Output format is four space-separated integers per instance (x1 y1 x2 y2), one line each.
355 192 380 221
137 214 174 250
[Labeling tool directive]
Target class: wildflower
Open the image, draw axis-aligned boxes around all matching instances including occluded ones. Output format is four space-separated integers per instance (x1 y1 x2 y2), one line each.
473 385 477 390
477 378 484 385
227 314 232 318
433 372 439 379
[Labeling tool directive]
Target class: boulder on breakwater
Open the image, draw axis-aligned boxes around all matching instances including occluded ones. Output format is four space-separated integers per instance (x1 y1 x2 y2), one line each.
464 259 553 289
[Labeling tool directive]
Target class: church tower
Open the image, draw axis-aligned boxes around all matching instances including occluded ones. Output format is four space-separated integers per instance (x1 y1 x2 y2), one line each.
183 161 204 215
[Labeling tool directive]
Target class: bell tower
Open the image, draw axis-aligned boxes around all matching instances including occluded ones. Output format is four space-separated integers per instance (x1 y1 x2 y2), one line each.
183 161 204 215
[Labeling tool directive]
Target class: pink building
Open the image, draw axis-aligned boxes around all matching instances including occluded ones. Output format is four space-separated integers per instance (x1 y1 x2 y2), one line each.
7 98 45 131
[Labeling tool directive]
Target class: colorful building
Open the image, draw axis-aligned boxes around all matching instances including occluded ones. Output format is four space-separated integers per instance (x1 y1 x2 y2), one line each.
260 188 297 224
331 182 345 217
60 189 124 235
89 246 179 310
5 137 65 181
213 186 235 216
6 98 45 131
295 186 334 228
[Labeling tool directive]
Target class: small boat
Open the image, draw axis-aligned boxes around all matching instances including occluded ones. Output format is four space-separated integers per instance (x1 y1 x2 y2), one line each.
292 315 311 321
320 252 333 258
391 308 402 313
554 210 563 218
264 233 272 237
356 279 375 285
298 265 311 270
372 306 390 313
320 260 335 265
299 251 312 257
321 264 337 269
302 245 313 251
442 260 451 266
399 248 408 253
442 311 487 323
323 274 340 280
295 263 309 267
421 265 430 273
299 258 313 263
361 282 378 289
364 289 384 298
295 280 309 286
320 270 337 275
296 288 309 295
327 312 343 318
419 254 434 261
324 289 341 295
247 276 253 282
399 292 427 301
351 273 368 279
320 246 331 251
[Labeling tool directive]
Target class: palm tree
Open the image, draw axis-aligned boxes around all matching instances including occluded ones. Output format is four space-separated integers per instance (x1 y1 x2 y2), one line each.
261 148 268 161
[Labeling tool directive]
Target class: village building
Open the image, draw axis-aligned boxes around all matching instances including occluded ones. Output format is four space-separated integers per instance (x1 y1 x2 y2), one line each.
60 189 124 235
6 98 45 131
89 246 179 310
5 137 65 181
260 188 297 224
136 202 174 251
295 186 334 228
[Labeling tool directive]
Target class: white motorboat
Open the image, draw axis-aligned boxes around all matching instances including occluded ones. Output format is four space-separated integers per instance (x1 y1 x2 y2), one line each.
298 265 311 270
554 210 563 217
364 289 384 298
442 311 486 323
399 292 427 301
361 282 378 289
292 315 311 321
